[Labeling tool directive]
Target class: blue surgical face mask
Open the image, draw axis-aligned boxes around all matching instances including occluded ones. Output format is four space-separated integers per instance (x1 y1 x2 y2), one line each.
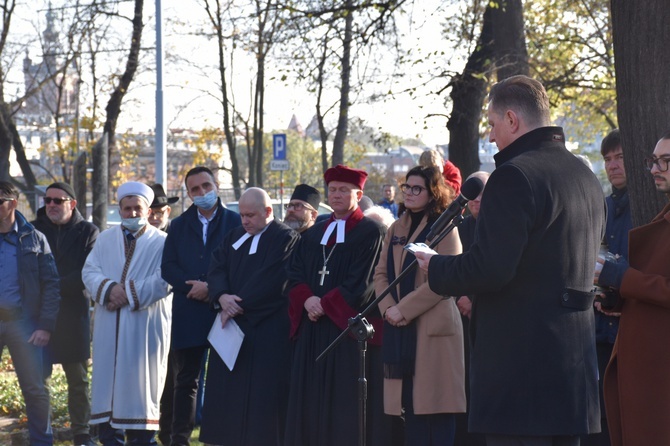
122 217 148 232
193 190 218 210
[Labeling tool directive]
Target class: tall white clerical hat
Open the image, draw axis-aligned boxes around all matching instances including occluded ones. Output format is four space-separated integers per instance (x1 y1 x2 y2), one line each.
117 181 155 206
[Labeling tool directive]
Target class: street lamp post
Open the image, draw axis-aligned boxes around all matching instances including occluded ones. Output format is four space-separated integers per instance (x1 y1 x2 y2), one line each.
155 0 167 186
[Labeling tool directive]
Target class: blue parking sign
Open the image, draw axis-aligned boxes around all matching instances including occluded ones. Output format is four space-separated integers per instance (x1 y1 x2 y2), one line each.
273 134 287 160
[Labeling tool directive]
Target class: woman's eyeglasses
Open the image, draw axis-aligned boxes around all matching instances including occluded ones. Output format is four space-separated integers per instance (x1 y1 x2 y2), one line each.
399 184 427 196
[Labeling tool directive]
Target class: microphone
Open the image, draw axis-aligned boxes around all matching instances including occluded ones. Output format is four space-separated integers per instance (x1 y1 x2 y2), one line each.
426 176 484 241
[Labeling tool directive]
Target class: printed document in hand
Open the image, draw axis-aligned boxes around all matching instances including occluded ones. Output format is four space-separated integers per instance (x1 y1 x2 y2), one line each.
208 317 245 371
403 242 438 255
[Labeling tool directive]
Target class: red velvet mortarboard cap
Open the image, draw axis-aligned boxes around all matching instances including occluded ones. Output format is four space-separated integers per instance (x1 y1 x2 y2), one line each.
324 164 368 190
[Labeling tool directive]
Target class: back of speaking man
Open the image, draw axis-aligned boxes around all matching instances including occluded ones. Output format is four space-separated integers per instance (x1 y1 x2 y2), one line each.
416 75 605 446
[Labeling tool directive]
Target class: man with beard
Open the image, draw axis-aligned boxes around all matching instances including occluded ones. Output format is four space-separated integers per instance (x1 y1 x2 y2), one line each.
597 130 670 445
283 184 320 234
148 184 179 233
83 181 171 445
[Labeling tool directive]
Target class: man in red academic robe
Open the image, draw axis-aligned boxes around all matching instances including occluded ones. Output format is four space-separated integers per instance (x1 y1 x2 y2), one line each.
285 164 391 446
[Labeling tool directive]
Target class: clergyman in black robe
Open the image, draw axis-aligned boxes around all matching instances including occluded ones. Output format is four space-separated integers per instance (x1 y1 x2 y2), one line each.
200 188 299 446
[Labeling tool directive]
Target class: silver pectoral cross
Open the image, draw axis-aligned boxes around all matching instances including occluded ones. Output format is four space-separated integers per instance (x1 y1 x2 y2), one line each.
318 264 330 286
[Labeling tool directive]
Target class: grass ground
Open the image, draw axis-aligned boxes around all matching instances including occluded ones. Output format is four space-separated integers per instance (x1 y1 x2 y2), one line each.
0 351 204 445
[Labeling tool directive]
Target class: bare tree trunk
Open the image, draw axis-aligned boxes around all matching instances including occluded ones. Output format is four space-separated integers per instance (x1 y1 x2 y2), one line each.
73 151 87 216
492 0 529 79
102 0 144 191
447 5 494 179
7 108 38 191
331 0 353 167
207 0 242 197
249 0 278 188
315 36 330 189
0 103 38 208
611 0 670 226
253 59 265 187
92 133 108 230
0 103 12 181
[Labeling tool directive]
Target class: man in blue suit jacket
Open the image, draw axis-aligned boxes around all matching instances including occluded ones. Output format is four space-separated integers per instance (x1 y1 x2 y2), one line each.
161 167 241 446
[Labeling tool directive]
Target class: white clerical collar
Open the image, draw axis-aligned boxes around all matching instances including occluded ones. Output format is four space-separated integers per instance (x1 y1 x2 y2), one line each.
232 222 271 254
320 219 346 245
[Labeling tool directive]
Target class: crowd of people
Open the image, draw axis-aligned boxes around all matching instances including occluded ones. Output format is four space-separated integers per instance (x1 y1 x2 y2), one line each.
0 74 668 446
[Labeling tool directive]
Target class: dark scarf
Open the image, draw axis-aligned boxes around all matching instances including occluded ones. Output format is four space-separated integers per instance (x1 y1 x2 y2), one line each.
382 211 430 379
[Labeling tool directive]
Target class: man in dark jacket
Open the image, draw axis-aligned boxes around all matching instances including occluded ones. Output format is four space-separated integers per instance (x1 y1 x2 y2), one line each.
583 129 630 446
148 182 179 444
0 181 60 445
33 182 99 446
417 75 605 446
160 167 241 446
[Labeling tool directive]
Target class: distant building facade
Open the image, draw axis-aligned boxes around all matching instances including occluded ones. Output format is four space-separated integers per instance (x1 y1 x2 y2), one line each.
19 5 79 128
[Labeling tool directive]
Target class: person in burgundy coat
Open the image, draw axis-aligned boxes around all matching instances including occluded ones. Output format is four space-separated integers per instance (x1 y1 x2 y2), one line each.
598 131 670 446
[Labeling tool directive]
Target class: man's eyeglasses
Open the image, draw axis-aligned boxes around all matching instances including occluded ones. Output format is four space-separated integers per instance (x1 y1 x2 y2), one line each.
44 197 72 205
0 198 15 205
285 202 315 212
399 184 427 196
150 210 167 218
644 156 670 172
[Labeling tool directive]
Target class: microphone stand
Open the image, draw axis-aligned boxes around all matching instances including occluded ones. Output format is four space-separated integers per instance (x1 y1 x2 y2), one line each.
316 213 465 446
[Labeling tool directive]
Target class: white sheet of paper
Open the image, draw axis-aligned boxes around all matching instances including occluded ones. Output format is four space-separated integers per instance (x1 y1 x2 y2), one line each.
207 317 245 371
403 242 438 255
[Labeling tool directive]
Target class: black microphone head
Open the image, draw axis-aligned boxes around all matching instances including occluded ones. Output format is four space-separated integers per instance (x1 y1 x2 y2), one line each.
460 176 484 201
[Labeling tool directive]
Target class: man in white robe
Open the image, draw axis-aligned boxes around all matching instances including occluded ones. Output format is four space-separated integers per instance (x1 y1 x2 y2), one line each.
83 182 171 446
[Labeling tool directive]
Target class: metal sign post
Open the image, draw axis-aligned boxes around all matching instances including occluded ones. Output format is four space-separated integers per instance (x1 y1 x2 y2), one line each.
271 134 290 219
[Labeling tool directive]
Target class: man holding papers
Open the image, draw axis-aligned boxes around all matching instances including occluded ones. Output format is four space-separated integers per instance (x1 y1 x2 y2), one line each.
199 187 299 446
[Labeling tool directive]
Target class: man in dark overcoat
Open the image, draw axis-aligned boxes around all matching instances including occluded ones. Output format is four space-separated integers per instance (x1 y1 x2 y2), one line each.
416 75 605 446
160 167 241 445
33 182 99 446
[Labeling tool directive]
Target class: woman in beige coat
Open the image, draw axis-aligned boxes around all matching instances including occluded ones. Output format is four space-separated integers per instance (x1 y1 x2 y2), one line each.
374 165 465 445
